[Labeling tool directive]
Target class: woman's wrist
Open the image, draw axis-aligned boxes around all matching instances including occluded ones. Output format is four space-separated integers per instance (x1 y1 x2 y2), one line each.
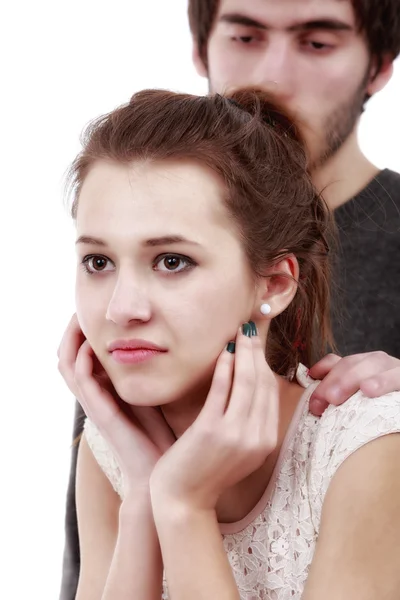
120 488 154 520
151 488 216 529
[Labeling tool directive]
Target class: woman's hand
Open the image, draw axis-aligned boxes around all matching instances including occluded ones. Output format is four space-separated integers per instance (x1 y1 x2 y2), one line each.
149 323 278 512
58 314 175 494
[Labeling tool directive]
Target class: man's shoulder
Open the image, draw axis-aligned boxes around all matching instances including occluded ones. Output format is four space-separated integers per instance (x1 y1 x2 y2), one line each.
357 168 400 207
371 168 400 196
335 168 400 231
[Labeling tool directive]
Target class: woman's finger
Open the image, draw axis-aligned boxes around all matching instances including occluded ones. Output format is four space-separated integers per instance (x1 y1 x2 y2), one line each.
225 324 255 420
129 406 176 452
249 333 277 422
58 314 86 395
249 333 279 454
200 342 235 420
74 340 118 425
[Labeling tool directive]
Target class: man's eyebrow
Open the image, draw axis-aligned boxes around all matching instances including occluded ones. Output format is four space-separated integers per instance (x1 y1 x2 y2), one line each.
219 13 267 30
290 20 354 33
219 13 353 33
144 235 200 247
75 235 106 246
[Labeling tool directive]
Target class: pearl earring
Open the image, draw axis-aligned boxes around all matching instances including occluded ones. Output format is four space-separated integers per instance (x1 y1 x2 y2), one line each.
260 303 271 315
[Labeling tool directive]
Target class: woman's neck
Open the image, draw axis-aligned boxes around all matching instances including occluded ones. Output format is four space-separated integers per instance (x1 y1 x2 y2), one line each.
160 377 213 439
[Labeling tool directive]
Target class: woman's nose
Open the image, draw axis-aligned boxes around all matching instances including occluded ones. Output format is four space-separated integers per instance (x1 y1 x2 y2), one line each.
105 276 151 326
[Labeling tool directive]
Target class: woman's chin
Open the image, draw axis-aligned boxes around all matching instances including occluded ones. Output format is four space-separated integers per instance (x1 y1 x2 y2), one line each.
113 378 174 407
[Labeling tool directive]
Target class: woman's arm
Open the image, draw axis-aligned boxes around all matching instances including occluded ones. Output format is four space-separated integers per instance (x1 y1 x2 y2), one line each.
101 496 163 600
75 435 163 600
153 500 239 600
302 433 400 599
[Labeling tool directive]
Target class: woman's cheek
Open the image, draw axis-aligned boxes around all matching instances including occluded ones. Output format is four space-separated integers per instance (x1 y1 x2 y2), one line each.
75 294 95 341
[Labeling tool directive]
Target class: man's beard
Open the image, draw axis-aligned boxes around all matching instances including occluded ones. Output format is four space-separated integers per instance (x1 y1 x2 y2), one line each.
310 71 370 170
209 69 370 170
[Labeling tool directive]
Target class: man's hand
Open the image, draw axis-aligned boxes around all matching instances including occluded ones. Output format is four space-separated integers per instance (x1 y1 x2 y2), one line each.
309 352 400 416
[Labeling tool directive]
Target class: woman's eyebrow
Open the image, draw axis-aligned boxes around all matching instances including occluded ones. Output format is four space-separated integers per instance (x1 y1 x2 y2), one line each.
144 235 201 247
75 234 201 247
75 235 106 246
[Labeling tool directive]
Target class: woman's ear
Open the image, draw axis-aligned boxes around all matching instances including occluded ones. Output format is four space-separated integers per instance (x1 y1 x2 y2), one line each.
367 54 394 96
192 38 208 78
252 255 299 320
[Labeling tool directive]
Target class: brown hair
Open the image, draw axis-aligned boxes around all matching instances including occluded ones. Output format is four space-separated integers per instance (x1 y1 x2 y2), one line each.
188 0 400 72
68 88 334 377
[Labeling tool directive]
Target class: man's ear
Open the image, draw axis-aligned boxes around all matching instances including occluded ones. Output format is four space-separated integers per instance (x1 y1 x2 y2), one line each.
251 255 299 320
192 37 208 78
367 54 394 96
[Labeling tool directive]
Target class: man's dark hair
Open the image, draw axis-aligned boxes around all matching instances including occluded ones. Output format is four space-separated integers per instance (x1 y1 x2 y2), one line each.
188 0 400 72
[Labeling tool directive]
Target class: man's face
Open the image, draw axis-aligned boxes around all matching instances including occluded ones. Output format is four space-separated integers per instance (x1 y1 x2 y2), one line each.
205 0 372 168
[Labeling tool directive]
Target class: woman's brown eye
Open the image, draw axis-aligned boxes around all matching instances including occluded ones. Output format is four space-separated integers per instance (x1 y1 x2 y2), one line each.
91 257 108 271
154 253 194 274
164 256 181 270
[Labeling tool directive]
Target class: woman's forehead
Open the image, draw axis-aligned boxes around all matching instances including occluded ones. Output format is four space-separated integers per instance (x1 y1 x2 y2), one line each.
76 159 237 245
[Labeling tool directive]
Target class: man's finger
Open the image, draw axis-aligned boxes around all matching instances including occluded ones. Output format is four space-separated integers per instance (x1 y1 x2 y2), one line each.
309 397 329 417
361 366 400 397
308 353 341 380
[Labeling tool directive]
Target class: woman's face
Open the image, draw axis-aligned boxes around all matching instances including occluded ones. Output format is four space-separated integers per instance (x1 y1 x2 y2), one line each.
75 159 258 406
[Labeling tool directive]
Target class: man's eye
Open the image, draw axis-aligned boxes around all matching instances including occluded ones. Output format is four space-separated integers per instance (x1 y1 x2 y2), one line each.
232 35 256 44
82 255 113 274
154 254 196 274
311 41 327 49
303 39 333 51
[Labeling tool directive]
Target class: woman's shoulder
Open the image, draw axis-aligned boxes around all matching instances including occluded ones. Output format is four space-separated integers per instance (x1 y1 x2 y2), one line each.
315 388 400 449
294 364 400 457
84 418 124 499
306 389 400 526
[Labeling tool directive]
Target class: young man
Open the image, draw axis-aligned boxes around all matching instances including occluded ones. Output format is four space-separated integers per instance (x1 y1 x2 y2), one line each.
59 1 400 598
189 0 400 358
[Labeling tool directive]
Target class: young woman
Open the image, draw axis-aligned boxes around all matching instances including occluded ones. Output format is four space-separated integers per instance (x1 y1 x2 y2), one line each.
58 89 400 600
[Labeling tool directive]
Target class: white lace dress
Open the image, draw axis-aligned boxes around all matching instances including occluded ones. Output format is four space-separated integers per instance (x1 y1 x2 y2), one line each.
84 365 400 599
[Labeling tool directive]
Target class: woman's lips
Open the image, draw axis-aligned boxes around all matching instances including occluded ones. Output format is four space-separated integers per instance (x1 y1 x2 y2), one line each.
110 348 165 365
107 340 167 365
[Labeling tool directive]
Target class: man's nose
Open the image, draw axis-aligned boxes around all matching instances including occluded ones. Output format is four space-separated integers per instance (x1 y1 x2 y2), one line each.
251 38 296 101
106 274 151 326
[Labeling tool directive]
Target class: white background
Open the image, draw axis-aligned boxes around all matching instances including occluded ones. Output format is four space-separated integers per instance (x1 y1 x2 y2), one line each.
1 1 399 598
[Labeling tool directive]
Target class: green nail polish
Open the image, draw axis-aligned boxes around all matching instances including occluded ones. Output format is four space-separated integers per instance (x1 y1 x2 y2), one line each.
242 322 252 337
249 321 258 336
226 341 236 353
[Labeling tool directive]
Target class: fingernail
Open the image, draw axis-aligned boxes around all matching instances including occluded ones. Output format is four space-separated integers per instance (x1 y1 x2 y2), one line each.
242 322 252 337
249 321 258 336
226 341 236 354
310 398 326 416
